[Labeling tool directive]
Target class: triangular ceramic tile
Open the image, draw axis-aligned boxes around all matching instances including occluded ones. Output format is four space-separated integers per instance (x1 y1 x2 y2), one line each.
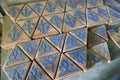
66 0 83 11
32 17 59 39
5 46 30 67
63 33 84 52
110 4 120 13
36 54 60 79
75 0 86 8
36 39 59 58
1 24 30 48
17 18 39 37
18 39 41 60
91 42 111 61
67 8 86 25
88 31 106 47
50 0 67 12
65 47 87 70
28 1 47 16
87 0 103 8
87 49 107 68
62 13 85 32
46 34 66 52
107 27 120 48
4 4 24 21
42 1 63 16
56 54 82 79
107 7 120 23
105 0 118 5
17 5 38 20
44 13 64 33
5 62 31 80
91 25 108 41
90 6 110 20
26 62 52 80
69 27 87 45
87 9 107 27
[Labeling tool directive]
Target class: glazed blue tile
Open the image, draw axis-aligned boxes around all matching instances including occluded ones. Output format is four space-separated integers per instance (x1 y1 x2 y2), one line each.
88 0 97 6
67 0 78 8
55 0 66 11
74 10 86 23
44 13 64 31
36 18 51 34
111 4 120 12
70 28 87 44
58 55 80 77
19 40 40 59
27 62 51 80
97 7 110 19
64 14 76 28
76 0 86 7
93 25 108 40
37 39 58 58
5 62 30 80
67 48 86 65
6 47 29 67
8 24 22 41
20 19 38 37
87 50 106 68
17 5 38 20
47 34 65 51
7 5 22 19
29 1 46 15
88 10 99 22
105 0 117 5
64 34 84 52
109 8 120 18
38 54 59 78
43 1 62 15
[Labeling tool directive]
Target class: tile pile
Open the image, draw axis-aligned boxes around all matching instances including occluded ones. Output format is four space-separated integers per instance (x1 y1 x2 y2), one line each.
1 0 120 80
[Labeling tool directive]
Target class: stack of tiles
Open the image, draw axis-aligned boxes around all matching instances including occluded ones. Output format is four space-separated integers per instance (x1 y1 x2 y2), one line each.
1 0 120 80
